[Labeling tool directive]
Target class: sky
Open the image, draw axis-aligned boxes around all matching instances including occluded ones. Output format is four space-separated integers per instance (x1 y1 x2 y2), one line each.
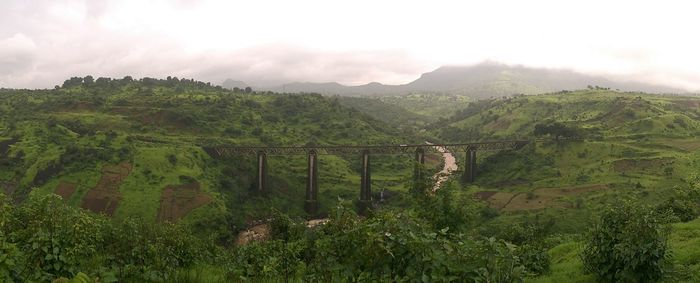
1 0 699 90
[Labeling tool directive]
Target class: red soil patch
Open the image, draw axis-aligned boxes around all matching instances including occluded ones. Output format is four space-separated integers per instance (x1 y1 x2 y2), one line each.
474 191 497 201
54 181 77 200
80 162 132 216
479 184 609 212
156 182 212 223
613 157 674 173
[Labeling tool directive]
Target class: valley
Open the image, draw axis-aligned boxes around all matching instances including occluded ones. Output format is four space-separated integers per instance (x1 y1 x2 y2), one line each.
2 76 700 282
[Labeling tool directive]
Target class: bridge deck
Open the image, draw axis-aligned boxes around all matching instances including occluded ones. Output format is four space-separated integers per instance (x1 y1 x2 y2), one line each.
204 140 529 156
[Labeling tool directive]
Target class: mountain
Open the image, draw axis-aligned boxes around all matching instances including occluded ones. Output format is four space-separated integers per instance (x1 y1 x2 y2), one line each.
221 78 249 89
232 62 686 97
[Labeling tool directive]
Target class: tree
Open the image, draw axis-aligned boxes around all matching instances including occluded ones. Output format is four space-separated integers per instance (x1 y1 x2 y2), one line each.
83 75 94 85
61 77 83 88
581 201 671 282
533 122 579 140
245 86 253 93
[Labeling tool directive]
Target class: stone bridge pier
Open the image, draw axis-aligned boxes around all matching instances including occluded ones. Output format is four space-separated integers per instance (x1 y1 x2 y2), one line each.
462 148 477 183
358 150 372 213
305 150 319 214
255 151 267 193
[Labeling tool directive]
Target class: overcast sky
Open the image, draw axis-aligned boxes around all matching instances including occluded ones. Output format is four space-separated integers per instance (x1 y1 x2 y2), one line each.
1 0 699 90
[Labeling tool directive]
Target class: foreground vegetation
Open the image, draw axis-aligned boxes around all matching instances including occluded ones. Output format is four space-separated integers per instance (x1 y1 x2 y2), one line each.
1 184 532 282
2 76 700 281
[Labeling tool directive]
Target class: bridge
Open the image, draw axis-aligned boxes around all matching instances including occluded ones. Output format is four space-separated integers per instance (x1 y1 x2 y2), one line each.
203 140 529 214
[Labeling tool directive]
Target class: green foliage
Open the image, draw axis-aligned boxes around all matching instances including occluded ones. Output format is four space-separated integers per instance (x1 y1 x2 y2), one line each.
415 182 480 232
516 243 551 276
268 208 304 242
656 183 700 222
7 194 106 281
52 272 94 283
581 201 671 282
533 122 580 140
1 193 207 282
225 202 526 282
0 194 21 282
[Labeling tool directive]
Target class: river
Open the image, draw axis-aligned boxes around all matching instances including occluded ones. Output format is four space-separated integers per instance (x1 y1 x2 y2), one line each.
426 142 458 192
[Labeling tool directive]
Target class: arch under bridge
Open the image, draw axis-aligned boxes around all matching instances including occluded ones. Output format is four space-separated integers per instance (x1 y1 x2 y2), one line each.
204 140 529 214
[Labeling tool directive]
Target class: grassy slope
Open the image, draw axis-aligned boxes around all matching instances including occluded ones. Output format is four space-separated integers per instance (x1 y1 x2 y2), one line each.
406 89 700 281
343 89 700 281
330 90 700 235
0 79 429 233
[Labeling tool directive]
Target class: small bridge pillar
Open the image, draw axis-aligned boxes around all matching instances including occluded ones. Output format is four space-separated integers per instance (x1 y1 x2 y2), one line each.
255 151 267 192
462 149 477 183
360 150 372 202
305 150 319 214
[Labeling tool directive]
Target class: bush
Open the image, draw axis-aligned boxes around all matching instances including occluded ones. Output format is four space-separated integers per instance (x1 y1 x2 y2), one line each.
581 201 671 282
516 243 550 276
656 185 700 222
268 209 304 242
1 193 207 282
0 194 21 282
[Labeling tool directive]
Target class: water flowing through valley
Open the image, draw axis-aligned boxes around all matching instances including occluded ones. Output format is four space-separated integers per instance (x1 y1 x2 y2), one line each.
426 142 458 192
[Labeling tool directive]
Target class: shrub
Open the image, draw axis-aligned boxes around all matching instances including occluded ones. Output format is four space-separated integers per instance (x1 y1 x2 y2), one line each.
0 194 21 282
516 243 550 276
656 185 700 222
268 209 304 242
581 201 671 282
7 194 107 281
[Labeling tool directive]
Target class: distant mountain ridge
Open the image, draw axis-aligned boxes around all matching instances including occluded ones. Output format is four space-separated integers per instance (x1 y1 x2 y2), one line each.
221 79 249 89
224 62 687 98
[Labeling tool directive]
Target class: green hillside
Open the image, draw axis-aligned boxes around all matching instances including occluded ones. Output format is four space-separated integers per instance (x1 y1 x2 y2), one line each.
417 90 700 281
3 80 700 281
0 76 430 234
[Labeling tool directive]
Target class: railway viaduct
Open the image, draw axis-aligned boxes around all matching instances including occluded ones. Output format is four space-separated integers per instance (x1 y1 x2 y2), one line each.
205 140 529 214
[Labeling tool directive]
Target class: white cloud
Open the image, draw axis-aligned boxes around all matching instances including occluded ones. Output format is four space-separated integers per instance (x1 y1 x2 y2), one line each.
0 33 37 75
0 0 699 90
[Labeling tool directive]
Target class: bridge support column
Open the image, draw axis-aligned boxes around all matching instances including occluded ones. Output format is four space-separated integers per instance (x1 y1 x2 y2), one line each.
462 149 477 183
255 151 267 193
413 148 425 191
359 150 372 213
305 150 319 215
